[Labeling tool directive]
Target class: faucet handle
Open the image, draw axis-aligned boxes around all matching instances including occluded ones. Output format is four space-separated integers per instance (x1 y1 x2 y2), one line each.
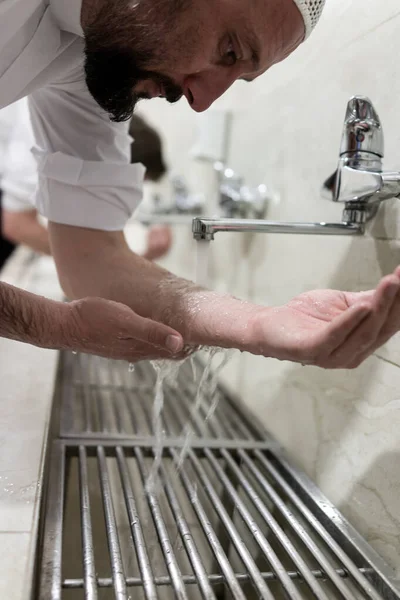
334 165 382 203
340 96 384 158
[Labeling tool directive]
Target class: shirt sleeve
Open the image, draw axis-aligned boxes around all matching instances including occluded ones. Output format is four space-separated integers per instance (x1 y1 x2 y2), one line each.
28 83 145 231
0 98 38 213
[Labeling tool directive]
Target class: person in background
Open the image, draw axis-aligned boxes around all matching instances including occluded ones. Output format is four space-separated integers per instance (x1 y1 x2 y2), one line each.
129 114 173 261
0 101 172 267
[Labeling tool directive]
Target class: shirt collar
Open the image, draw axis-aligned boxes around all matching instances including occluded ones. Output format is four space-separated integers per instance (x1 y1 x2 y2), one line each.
49 0 84 37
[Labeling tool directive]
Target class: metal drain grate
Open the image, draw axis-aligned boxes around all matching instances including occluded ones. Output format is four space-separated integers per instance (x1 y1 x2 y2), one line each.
37 353 400 599
59 353 263 444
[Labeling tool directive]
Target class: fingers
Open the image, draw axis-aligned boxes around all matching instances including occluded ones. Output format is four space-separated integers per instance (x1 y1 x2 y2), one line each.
107 338 192 363
123 311 184 354
343 289 374 307
352 286 400 364
327 274 400 367
317 302 372 359
376 287 400 342
343 265 400 308
68 296 184 361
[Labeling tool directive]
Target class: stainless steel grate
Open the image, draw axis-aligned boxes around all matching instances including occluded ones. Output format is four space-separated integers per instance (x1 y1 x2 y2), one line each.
59 353 264 445
37 353 400 599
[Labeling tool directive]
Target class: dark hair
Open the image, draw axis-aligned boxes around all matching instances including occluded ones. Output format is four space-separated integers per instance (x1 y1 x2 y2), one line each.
129 115 167 182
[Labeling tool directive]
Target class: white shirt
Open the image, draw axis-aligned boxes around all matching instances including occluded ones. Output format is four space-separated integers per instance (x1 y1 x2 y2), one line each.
0 0 145 230
0 98 37 212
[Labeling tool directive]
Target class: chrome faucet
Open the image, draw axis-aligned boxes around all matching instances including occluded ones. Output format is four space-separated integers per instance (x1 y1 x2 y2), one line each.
323 96 400 223
213 162 269 219
192 96 400 242
170 175 205 214
144 175 204 219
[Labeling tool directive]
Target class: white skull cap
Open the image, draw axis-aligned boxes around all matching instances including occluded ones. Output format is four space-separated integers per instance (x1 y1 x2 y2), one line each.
292 0 326 38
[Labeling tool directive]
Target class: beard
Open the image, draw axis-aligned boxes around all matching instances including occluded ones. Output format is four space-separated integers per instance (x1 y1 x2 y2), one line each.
83 0 186 122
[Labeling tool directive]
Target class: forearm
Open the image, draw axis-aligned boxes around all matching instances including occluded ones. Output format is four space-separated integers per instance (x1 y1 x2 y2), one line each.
18 221 51 255
0 281 69 348
49 224 263 352
2 210 51 255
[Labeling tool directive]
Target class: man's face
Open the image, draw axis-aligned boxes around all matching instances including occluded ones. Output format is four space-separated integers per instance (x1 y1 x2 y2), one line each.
83 0 304 122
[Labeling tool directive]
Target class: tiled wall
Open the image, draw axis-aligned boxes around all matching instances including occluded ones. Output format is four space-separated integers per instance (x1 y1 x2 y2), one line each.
138 0 400 573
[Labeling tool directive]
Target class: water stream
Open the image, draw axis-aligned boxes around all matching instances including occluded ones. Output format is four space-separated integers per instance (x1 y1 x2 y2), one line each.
175 347 233 472
145 359 183 494
143 238 233 493
195 239 211 287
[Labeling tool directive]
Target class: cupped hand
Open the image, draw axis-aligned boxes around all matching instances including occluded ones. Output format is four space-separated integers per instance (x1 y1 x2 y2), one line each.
251 267 400 369
64 296 184 362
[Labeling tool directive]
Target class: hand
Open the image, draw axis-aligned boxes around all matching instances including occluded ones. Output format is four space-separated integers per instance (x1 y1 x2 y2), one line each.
143 225 172 261
64 297 184 362
251 268 400 369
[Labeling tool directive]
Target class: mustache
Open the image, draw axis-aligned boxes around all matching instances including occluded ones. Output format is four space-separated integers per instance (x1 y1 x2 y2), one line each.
84 45 183 122
137 72 183 103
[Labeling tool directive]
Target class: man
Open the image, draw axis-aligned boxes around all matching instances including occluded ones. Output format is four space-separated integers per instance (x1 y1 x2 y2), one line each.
1 0 400 369
0 102 171 263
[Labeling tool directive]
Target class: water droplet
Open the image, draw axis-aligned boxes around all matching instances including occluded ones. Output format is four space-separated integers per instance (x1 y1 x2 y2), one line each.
128 363 135 373
72 350 77 355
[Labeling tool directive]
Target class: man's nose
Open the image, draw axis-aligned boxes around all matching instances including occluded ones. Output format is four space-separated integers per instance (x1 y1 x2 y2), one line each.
184 70 238 112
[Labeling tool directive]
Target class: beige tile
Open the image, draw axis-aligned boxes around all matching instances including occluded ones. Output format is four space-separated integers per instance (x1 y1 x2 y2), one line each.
0 338 58 532
0 533 32 600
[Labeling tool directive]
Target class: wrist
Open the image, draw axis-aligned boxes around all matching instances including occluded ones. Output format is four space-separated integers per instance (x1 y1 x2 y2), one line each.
242 305 273 356
178 288 267 352
29 296 72 351
52 301 76 351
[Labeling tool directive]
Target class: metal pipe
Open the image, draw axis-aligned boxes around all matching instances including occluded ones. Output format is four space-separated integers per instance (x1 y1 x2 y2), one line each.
115 446 158 600
193 217 364 241
39 442 66 600
64 568 375 588
96 446 128 600
134 446 189 600
78 446 98 600
169 447 247 600
204 448 304 600
185 449 276 599
157 460 218 600
105 359 125 435
92 356 107 434
61 436 275 450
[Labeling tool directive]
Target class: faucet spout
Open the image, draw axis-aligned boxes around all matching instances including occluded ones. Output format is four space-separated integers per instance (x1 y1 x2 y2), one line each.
192 218 363 241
